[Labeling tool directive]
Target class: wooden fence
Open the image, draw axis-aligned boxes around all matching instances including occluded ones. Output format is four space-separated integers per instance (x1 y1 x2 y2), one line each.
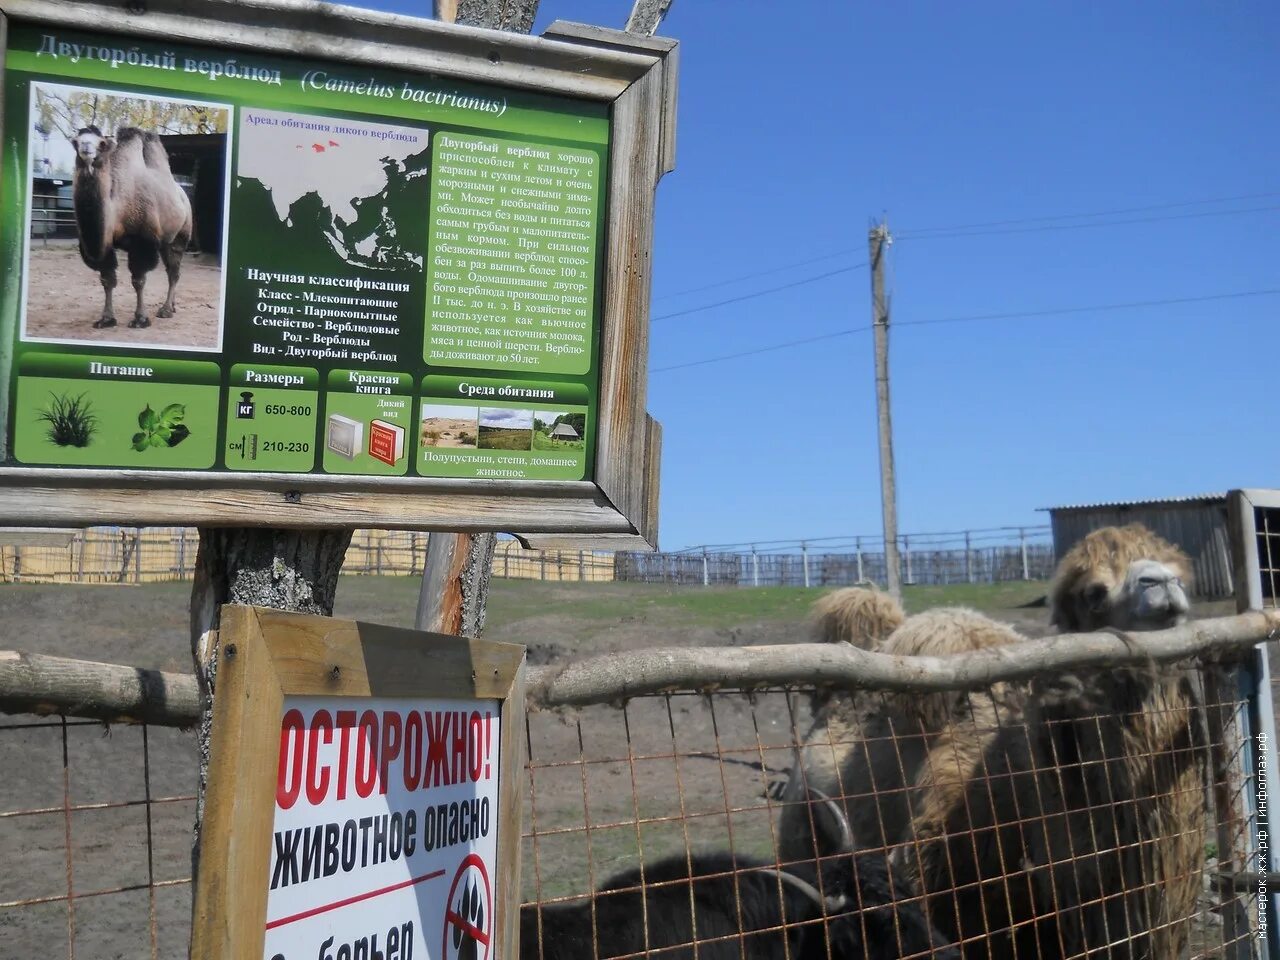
0 527 1059 589
0 529 617 585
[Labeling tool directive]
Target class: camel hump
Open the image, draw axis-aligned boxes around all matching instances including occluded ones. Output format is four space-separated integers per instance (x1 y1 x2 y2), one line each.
116 127 173 172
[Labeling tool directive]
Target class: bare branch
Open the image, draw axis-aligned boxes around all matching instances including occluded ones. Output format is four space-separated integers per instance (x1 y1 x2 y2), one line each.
625 0 674 36
0 650 200 725
525 610 1280 707
2 611 1276 723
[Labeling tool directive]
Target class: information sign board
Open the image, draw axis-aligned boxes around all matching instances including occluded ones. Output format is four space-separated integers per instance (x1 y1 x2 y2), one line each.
191 605 526 960
0 1 676 545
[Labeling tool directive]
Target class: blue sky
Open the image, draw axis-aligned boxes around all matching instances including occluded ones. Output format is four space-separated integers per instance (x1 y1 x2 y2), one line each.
350 1 1277 550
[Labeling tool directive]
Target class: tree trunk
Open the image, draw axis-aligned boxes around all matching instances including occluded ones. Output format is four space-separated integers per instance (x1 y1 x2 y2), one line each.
452 0 538 32
415 532 497 636
188 528 351 876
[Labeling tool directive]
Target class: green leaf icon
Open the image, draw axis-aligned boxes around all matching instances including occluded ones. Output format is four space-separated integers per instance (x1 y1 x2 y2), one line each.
160 403 185 425
138 405 158 431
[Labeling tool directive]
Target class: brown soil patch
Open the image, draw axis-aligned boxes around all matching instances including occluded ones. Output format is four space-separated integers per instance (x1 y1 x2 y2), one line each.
22 242 223 351
421 416 477 448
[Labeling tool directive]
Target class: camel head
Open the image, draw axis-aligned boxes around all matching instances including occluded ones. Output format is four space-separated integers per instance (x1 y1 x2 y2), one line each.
69 126 113 170
1049 523 1192 633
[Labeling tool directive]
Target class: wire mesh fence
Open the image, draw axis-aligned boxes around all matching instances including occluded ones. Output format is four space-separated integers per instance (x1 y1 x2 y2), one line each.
0 525 1057 589
619 528 1056 588
0 646 1269 958
520 670 1261 960
0 716 197 958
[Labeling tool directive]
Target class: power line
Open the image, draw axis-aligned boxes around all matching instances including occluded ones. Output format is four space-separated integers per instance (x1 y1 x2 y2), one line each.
653 249 859 300
895 204 1280 240
650 264 866 321
896 191 1280 236
647 194 1280 311
654 328 859 373
651 288 1280 373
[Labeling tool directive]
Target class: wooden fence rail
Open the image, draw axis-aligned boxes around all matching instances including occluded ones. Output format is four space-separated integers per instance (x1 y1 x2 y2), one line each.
2 609 1276 724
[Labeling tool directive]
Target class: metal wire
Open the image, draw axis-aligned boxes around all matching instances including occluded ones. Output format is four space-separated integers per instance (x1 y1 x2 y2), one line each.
0 717 195 958
520 679 1262 960
0 667 1266 958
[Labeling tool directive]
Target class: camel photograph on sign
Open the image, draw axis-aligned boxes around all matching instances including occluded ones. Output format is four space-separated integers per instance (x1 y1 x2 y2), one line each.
20 81 231 351
191 605 526 960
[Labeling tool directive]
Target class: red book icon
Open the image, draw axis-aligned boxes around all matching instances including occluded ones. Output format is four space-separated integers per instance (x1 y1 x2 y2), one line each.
368 419 405 466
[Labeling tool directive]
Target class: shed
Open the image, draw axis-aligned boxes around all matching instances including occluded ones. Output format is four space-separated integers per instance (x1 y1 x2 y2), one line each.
158 133 227 258
550 422 580 440
1040 493 1232 599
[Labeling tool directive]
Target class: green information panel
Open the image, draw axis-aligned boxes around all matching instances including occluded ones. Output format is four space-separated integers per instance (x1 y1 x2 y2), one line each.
0 24 608 482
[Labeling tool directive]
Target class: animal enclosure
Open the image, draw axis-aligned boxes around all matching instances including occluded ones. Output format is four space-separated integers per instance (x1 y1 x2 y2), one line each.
1 611 1275 958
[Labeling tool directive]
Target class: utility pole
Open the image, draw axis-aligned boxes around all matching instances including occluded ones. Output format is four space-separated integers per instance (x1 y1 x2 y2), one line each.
868 221 901 600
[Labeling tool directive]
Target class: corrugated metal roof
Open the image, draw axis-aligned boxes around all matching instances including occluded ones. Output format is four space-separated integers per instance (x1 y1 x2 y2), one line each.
1037 493 1226 512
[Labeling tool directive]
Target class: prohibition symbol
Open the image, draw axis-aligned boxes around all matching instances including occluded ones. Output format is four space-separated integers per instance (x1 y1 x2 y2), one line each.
443 853 492 960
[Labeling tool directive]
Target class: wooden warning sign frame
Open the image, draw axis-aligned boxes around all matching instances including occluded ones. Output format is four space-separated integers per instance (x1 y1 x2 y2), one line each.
190 605 526 960
0 1 675 549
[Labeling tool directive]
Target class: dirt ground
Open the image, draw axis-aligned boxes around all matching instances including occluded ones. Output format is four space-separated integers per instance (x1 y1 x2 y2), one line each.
421 416 478 448
0 578 1247 957
23 242 223 350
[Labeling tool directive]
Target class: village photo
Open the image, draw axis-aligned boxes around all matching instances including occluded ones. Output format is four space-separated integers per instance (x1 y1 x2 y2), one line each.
419 403 478 449
532 409 586 451
21 82 230 351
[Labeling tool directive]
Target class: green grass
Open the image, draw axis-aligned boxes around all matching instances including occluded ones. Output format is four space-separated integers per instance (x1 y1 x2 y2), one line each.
531 430 584 452
37 392 97 447
477 425 532 450
326 575 1049 633
899 580 1047 614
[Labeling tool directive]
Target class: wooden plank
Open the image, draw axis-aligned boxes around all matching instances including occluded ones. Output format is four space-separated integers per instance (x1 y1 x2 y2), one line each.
639 411 662 548
252 608 524 700
0 0 654 100
189 605 527 959
1230 490 1263 613
190 606 280 958
592 65 664 535
0 475 632 532
514 531 648 551
543 19 678 175
494 660 526 960
543 18 678 52
0 526 74 546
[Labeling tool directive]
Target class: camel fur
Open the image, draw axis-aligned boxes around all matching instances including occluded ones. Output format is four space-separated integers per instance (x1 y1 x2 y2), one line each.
777 608 1024 870
1040 524 1206 958
778 526 1209 957
70 126 192 329
809 585 905 649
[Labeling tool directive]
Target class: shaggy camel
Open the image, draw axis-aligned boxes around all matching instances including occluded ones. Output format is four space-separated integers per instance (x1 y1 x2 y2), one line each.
70 126 192 329
776 586 907 863
779 525 1208 958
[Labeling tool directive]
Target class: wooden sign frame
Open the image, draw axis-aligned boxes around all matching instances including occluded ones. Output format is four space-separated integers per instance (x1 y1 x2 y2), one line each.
190 604 527 960
0 1 676 549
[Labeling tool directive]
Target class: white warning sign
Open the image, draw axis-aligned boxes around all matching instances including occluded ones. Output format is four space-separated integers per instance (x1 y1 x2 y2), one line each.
263 696 501 960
